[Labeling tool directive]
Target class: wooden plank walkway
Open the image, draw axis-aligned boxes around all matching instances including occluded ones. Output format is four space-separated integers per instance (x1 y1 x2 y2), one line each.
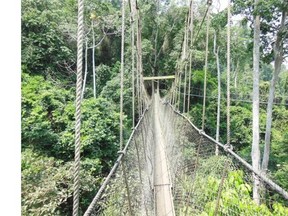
153 92 175 216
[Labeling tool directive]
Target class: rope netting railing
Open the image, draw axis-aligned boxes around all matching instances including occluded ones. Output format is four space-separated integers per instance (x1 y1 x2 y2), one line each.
84 100 155 215
84 93 288 215
164 101 288 215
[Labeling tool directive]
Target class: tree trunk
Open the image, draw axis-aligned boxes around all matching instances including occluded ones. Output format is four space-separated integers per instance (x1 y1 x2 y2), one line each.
262 11 287 172
252 0 261 205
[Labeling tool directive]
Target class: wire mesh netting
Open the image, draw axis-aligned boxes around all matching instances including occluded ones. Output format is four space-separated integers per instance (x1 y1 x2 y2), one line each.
87 99 155 215
164 102 288 215
85 94 288 215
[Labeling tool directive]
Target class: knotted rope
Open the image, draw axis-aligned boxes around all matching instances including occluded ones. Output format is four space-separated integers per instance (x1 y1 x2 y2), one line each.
73 0 84 215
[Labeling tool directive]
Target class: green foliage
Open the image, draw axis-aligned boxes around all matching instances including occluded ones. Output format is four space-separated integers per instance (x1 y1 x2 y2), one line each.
58 97 120 167
95 63 118 94
100 67 133 129
22 0 75 78
230 106 252 150
22 73 120 162
21 72 121 214
22 73 73 150
178 157 288 216
201 170 272 216
232 0 288 63
21 149 100 215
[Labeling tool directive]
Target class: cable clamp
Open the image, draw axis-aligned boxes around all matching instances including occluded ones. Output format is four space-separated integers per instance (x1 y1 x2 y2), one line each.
224 144 233 152
117 150 126 155
199 129 205 135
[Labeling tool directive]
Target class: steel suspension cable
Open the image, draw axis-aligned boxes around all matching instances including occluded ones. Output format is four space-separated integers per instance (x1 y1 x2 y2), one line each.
73 0 84 215
201 1 211 131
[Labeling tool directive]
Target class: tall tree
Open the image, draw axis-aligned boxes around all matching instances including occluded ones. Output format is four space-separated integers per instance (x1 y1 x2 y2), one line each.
251 0 261 205
262 10 287 172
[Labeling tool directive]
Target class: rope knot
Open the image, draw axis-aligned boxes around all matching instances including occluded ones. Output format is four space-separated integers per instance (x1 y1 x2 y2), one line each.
199 129 205 135
117 150 126 155
224 144 233 152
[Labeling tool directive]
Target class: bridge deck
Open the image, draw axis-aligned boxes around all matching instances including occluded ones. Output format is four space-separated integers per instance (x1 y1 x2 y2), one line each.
153 92 175 216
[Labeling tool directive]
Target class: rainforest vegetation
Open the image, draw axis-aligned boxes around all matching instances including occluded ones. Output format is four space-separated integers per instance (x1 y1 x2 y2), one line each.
21 0 288 215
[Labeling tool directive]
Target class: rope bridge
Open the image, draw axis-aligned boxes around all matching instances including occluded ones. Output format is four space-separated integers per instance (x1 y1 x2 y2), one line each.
71 0 288 215
82 91 288 215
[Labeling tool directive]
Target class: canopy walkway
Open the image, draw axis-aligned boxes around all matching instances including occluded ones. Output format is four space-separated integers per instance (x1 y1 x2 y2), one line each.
83 91 288 215
70 0 288 215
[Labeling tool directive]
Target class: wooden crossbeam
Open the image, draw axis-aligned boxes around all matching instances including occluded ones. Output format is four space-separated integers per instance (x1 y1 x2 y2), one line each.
143 75 175 81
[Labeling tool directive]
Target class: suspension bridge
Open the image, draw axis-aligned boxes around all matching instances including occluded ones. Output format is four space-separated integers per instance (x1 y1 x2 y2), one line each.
80 89 288 216
71 0 288 215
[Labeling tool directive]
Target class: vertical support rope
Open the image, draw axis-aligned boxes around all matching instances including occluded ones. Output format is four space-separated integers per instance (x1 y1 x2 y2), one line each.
227 0 231 146
120 0 125 150
122 159 133 216
183 15 189 113
213 160 229 216
183 64 188 113
184 135 202 216
92 20 96 98
131 9 135 128
135 2 141 117
82 38 88 100
120 1 133 213
187 0 194 112
177 73 182 111
201 2 211 131
214 32 220 156
73 0 84 215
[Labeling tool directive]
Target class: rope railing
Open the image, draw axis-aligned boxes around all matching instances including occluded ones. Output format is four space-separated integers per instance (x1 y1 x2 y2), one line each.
167 102 288 201
83 106 150 215
83 95 288 215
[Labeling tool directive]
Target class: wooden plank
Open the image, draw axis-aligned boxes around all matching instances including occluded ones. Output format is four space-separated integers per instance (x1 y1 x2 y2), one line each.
143 75 175 81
